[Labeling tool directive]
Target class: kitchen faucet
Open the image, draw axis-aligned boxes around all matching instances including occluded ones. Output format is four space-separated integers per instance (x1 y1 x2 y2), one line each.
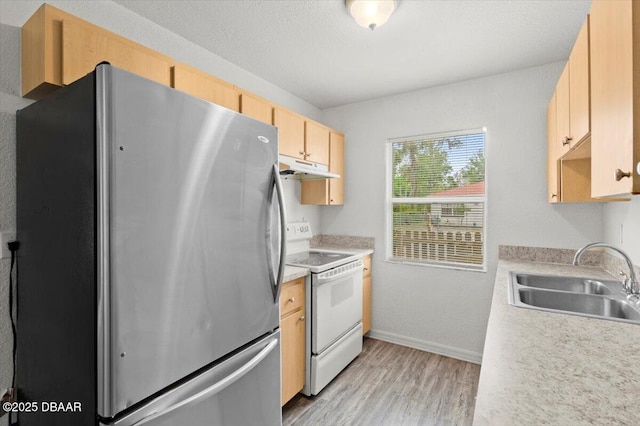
573 243 639 297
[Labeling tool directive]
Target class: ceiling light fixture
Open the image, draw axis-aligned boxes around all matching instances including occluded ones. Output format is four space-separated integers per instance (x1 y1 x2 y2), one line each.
346 0 397 31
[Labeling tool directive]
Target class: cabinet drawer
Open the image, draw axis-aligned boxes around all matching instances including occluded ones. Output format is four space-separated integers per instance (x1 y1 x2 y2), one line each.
280 277 305 317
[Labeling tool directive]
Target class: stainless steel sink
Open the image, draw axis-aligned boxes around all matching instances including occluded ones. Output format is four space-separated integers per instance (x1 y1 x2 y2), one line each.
515 273 613 295
509 272 640 325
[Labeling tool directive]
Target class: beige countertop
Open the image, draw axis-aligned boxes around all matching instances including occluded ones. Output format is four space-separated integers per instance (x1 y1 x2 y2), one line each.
283 265 309 283
474 259 640 425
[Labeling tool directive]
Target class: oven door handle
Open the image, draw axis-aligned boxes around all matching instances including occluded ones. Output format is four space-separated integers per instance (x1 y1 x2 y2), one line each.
270 163 287 302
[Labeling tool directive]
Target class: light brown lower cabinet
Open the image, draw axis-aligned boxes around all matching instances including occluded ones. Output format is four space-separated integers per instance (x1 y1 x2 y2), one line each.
280 277 306 406
362 255 372 335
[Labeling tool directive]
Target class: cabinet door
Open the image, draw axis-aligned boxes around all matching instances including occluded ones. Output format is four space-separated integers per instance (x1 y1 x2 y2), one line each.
328 131 345 205
304 121 330 166
61 18 171 88
280 308 305 405
240 93 273 125
274 108 305 160
569 19 590 145
590 0 639 196
172 63 239 111
547 93 560 202
362 276 371 336
556 63 572 156
301 131 345 205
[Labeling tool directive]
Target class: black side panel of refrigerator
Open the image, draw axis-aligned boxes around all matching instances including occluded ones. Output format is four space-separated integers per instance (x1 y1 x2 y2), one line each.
16 74 97 425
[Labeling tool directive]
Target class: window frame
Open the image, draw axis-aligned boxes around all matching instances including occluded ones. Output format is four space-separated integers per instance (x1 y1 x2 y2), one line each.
385 128 488 272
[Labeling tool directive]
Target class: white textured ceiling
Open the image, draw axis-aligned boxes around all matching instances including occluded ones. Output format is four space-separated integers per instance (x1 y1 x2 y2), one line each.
113 0 592 109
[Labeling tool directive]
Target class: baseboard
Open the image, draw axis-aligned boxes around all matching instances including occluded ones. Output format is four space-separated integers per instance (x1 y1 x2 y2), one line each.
366 330 483 365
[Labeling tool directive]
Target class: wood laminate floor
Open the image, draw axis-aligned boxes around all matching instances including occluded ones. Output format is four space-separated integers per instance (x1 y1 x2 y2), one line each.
282 337 480 426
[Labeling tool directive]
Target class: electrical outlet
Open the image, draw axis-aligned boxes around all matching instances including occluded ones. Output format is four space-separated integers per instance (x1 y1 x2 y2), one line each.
0 231 17 259
1 388 14 403
0 387 14 419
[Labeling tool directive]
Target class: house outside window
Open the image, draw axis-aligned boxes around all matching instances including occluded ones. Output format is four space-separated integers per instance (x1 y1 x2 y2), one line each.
440 203 466 217
386 129 486 271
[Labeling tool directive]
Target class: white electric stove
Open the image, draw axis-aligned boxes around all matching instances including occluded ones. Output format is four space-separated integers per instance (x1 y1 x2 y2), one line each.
285 222 363 396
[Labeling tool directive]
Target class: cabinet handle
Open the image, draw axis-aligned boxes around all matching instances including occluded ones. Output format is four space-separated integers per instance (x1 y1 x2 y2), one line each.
364 267 369 271
562 136 572 146
551 193 557 198
306 152 312 157
299 151 305 155
615 169 631 181
288 297 295 303
299 316 305 321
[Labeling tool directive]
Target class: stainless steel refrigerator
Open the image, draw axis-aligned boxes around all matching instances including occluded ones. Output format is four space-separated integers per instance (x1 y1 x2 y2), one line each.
16 64 286 425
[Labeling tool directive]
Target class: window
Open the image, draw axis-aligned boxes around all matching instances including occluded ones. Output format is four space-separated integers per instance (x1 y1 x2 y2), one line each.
386 129 486 271
441 203 466 217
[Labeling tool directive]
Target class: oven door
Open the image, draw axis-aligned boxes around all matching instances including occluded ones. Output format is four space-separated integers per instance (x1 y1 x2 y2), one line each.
311 260 363 354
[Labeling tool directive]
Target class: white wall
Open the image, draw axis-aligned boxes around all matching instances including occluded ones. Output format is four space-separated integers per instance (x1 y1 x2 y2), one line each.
603 198 640 262
320 62 605 361
0 1 323 416
281 179 321 225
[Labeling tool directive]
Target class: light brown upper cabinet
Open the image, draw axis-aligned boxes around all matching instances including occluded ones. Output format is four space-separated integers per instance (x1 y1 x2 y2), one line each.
22 4 172 100
171 63 239 112
304 121 330 166
555 64 572 156
555 18 590 157
239 92 273 125
273 108 306 161
273 109 330 167
590 0 640 197
547 93 560 202
569 20 591 147
301 131 345 205
547 17 597 203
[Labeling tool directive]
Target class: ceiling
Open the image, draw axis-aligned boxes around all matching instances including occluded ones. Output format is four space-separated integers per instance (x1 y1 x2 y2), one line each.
113 0 592 109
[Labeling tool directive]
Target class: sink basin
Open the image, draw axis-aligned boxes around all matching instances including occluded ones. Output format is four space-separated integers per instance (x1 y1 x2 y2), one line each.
515 273 613 295
509 272 640 325
518 289 640 321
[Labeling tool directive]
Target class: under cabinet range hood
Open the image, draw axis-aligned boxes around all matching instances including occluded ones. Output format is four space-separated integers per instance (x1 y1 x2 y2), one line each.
279 155 340 180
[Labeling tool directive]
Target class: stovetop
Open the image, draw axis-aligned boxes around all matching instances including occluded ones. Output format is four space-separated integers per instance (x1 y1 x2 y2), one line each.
285 222 362 273
287 250 353 267
286 250 361 273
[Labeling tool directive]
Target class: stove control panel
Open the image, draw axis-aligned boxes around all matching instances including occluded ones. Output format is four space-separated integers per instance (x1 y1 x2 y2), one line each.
286 222 313 242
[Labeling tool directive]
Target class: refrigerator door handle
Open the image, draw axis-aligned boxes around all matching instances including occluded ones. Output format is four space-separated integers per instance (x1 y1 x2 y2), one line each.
270 163 287 303
130 338 279 425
